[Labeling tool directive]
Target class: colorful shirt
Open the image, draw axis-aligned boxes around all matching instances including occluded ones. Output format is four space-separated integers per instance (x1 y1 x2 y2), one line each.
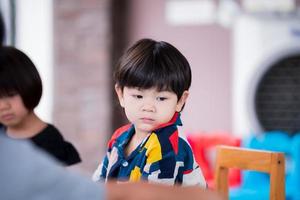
93 113 206 187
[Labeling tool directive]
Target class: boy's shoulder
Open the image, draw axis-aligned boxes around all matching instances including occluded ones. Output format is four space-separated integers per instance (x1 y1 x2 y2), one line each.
107 124 131 148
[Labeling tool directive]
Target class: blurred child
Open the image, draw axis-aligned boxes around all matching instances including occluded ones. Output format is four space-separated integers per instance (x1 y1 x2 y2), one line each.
0 46 81 166
93 38 206 187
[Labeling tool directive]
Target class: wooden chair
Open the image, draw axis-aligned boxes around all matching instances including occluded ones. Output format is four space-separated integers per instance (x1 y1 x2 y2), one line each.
214 145 285 200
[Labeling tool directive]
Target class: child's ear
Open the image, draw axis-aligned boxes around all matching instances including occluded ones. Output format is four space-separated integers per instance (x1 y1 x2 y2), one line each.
115 84 125 108
176 90 189 112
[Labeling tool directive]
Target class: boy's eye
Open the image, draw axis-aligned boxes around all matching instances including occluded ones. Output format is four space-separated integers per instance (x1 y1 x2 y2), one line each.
157 97 167 101
133 95 143 99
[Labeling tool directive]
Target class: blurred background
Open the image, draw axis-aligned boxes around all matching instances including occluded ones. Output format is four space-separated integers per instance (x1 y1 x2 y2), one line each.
1 0 300 179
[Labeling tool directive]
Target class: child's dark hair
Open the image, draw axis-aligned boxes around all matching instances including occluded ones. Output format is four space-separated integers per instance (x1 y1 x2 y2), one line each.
114 38 192 100
0 46 42 110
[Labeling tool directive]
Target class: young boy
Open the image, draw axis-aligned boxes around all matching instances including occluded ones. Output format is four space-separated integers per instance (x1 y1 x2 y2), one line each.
0 46 81 166
93 38 206 187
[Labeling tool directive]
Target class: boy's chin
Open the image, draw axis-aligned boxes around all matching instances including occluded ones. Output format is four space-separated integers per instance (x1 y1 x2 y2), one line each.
0 120 18 127
135 125 156 134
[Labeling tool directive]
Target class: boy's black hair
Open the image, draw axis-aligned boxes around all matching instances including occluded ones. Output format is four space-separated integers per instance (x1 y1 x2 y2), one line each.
0 46 42 110
114 38 192 100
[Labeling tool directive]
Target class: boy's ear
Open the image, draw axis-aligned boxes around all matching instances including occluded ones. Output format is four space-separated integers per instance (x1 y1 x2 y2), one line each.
115 84 125 108
176 90 189 112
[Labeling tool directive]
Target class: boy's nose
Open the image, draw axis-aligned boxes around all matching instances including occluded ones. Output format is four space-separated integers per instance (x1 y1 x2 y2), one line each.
141 103 155 112
0 99 10 110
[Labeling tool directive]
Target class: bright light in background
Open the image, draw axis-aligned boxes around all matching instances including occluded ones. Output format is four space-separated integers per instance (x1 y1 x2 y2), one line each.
165 0 217 26
243 0 295 13
15 0 53 122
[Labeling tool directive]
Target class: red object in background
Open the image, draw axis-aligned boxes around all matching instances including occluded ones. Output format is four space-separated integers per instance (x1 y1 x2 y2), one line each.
187 133 241 189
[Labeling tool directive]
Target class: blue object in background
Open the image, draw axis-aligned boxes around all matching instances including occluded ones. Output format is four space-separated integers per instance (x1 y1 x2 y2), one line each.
230 131 300 200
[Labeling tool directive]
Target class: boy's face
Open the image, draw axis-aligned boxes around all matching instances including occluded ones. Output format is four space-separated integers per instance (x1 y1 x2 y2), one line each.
0 94 29 127
115 85 189 135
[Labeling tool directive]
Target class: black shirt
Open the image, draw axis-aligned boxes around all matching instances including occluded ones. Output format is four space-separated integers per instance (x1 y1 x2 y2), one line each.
30 124 81 166
0 123 81 166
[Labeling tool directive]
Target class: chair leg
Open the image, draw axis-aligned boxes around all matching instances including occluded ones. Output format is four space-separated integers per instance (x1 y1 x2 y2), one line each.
215 167 229 200
270 153 285 200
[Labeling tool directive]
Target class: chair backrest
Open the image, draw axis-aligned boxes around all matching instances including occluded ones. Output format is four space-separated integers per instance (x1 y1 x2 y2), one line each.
214 145 285 200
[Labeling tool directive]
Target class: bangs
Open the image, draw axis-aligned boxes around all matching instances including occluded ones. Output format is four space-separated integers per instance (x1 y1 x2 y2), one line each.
0 68 20 97
118 56 179 92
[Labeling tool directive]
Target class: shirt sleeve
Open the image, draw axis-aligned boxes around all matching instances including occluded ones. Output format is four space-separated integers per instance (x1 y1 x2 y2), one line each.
0 135 104 200
92 125 129 182
92 155 109 182
180 139 207 187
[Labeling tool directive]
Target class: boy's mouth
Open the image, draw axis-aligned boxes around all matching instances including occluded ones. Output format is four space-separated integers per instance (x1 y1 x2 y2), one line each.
0 113 14 121
140 117 155 123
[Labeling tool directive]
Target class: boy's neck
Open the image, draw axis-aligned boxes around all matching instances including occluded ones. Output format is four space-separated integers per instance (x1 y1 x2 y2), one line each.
125 130 149 157
134 130 150 143
6 112 47 139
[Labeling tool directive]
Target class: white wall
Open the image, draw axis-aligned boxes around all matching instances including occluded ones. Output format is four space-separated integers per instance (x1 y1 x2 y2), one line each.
15 0 53 122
